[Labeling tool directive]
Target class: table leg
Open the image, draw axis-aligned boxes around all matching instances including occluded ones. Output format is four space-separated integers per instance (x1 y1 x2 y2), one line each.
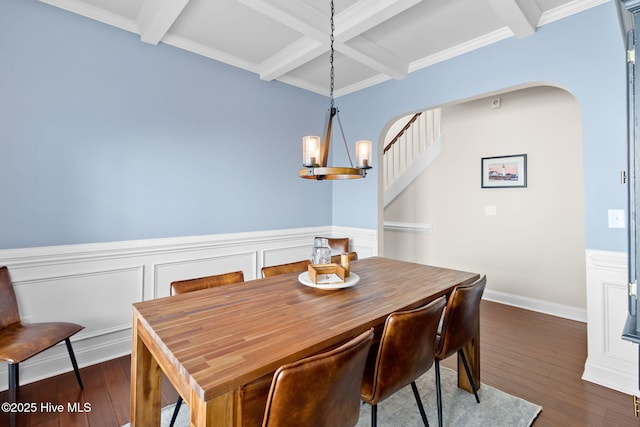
457 313 480 393
190 389 239 427
130 317 162 426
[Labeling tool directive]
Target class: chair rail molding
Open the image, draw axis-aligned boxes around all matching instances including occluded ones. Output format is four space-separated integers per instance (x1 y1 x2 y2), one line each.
0 226 378 391
383 221 433 234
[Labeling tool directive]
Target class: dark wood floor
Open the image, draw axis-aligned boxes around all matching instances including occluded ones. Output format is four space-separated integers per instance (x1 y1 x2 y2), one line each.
1 300 638 426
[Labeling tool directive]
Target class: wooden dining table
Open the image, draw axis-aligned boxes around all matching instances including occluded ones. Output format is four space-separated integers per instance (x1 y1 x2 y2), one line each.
130 256 481 427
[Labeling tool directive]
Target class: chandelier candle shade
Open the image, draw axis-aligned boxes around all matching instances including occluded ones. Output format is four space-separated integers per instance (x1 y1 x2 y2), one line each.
299 0 372 180
302 136 320 167
355 140 372 168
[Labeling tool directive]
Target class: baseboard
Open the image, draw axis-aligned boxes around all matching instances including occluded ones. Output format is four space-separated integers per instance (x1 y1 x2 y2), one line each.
483 289 587 323
582 357 639 396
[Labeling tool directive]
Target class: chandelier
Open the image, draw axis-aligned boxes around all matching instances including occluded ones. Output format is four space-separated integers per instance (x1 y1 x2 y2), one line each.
298 0 372 180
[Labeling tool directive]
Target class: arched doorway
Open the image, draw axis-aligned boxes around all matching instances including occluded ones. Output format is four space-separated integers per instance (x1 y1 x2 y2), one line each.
381 85 586 310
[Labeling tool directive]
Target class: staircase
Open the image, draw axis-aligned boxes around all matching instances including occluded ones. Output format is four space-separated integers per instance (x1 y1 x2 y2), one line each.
383 108 442 207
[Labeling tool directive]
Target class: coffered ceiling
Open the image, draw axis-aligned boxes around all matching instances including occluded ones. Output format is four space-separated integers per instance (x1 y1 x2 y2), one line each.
40 0 608 96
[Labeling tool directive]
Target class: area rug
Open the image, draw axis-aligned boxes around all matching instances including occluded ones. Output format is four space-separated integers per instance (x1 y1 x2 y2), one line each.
124 367 541 426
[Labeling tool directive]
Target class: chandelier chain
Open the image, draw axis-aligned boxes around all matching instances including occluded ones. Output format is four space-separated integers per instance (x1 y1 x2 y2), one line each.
329 0 354 167
299 0 370 178
329 0 335 108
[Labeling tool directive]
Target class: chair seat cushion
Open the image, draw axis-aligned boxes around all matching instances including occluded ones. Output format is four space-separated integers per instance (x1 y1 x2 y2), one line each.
0 322 84 364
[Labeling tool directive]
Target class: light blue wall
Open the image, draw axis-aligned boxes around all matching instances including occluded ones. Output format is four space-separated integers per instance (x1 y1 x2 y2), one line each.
0 0 332 249
0 0 629 253
334 1 628 253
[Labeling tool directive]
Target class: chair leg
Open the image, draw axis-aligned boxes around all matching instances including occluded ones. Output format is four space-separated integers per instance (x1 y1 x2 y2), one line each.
169 396 183 427
8 363 18 403
370 404 377 427
458 349 480 403
411 381 430 427
435 359 443 427
64 338 83 390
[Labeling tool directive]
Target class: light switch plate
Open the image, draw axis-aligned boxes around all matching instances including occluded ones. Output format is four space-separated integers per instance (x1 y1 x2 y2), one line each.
608 209 625 228
485 205 497 216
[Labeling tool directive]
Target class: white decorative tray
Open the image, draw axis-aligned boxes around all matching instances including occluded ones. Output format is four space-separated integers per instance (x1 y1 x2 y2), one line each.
298 272 360 290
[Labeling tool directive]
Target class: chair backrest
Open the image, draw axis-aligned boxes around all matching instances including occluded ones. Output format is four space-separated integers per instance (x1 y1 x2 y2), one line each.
331 251 358 264
315 237 349 255
262 328 374 427
0 266 21 328
261 260 310 278
361 296 446 405
170 271 245 295
436 275 487 360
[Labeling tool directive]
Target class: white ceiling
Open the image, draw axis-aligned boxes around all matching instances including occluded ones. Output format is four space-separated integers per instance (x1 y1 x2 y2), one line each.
40 0 608 96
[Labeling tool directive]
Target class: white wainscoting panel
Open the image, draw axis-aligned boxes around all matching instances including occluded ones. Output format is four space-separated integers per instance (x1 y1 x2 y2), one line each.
154 252 258 298
0 226 378 390
262 245 312 271
14 266 143 335
583 249 638 396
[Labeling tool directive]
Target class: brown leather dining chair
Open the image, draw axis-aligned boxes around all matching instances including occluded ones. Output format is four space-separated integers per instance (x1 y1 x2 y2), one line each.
315 236 350 255
331 251 358 264
170 270 245 295
361 297 447 427
169 270 245 427
261 259 310 278
0 266 84 403
434 275 487 427
262 328 374 427
261 238 352 278
262 252 357 278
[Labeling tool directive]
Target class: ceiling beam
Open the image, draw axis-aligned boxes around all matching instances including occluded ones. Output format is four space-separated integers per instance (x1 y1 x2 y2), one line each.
241 0 419 82
137 0 191 45
331 0 420 79
259 37 327 82
334 0 422 42
238 0 328 81
236 0 326 40
488 0 541 38
340 36 408 80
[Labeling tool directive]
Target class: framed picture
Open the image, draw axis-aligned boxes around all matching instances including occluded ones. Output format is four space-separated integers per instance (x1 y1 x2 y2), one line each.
481 154 527 188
